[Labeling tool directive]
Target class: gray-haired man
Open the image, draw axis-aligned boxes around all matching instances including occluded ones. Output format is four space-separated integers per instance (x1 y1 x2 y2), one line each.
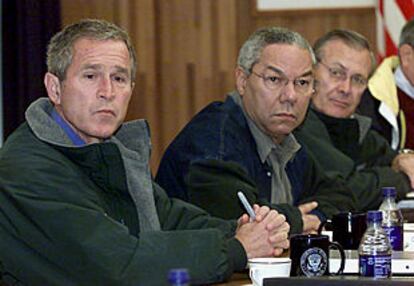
156 26 357 235
295 29 414 211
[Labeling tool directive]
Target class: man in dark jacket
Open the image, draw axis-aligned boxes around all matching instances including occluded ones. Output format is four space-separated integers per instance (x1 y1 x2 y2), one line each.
0 19 290 286
156 27 357 235
294 29 414 211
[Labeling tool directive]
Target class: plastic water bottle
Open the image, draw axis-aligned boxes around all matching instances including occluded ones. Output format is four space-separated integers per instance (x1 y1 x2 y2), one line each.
358 210 392 278
168 268 190 286
379 186 404 250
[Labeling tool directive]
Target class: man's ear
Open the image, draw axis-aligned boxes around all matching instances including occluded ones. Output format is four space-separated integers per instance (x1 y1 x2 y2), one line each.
311 80 319 100
235 67 248 96
399 44 413 68
44 72 62 104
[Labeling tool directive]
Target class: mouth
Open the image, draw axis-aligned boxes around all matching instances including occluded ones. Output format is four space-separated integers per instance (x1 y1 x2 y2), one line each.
274 113 297 121
330 98 349 108
95 109 116 117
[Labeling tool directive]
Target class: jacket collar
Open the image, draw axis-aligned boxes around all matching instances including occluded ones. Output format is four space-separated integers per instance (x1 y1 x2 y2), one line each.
25 98 160 232
25 98 151 155
368 56 400 114
311 106 371 143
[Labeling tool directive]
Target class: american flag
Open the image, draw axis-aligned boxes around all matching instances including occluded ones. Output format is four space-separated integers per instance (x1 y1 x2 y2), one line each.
377 0 414 59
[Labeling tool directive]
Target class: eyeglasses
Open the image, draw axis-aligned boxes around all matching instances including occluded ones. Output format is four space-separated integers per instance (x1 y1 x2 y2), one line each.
318 61 368 89
250 71 314 94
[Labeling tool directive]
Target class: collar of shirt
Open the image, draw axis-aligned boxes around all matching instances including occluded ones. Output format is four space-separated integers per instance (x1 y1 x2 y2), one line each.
51 109 86 146
395 65 414 100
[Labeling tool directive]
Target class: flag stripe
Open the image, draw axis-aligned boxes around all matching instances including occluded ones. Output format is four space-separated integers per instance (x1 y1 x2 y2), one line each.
384 0 407 46
385 28 398 56
395 0 414 20
376 7 385 57
379 0 384 15
378 0 414 58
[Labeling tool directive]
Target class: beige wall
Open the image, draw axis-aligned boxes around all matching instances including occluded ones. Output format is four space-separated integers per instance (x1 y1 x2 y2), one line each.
61 0 376 172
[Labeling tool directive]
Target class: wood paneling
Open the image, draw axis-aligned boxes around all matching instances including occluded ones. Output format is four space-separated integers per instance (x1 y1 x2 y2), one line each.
60 0 376 172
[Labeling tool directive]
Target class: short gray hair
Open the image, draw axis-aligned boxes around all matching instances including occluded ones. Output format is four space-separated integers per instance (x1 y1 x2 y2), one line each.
237 26 316 74
313 29 376 77
400 18 414 47
46 19 137 83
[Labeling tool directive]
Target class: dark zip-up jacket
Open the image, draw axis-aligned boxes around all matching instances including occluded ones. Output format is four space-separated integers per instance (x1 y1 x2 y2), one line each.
294 108 411 210
0 98 246 286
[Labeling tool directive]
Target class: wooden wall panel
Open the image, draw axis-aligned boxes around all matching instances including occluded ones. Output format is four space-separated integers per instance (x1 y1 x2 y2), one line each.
153 0 242 172
250 7 377 52
60 0 376 173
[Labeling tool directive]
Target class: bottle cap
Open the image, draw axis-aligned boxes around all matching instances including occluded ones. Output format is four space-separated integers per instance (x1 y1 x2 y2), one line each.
168 268 190 284
367 210 382 223
382 187 396 197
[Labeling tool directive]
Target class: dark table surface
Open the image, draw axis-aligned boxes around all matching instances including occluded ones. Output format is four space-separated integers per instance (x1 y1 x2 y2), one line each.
264 276 414 286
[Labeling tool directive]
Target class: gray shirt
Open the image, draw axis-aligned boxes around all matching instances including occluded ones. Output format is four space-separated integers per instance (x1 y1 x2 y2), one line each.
230 91 301 204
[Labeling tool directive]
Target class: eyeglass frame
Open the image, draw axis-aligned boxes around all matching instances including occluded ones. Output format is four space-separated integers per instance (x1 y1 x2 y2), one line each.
317 61 368 89
249 67 314 95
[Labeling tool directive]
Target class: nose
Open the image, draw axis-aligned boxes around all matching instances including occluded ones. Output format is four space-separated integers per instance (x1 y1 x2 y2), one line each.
337 77 352 96
279 80 298 103
97 76 115 100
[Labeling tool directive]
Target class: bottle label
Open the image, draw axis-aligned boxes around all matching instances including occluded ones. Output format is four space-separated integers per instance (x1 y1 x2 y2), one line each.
383 225 403 250
359 254 391 278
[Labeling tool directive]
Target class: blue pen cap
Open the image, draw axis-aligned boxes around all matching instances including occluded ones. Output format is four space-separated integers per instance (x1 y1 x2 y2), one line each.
168 268 190 285
367 210 383 223
382 187 396 197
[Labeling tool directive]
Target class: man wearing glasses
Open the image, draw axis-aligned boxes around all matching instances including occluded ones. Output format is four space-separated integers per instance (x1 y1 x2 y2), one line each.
156 27 357 235
294 29 414 211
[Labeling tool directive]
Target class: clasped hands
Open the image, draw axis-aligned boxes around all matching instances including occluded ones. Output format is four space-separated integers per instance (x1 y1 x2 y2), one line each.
235 205 290 259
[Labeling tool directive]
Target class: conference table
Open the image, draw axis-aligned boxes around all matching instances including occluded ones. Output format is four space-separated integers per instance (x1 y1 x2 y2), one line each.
216 210 414 286
217 273 414 286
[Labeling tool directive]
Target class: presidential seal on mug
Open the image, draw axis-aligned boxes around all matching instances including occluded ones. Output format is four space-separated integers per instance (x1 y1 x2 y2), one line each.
300 247 328 276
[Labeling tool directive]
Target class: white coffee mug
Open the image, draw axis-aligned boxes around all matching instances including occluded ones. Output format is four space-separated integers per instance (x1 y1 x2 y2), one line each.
248 257 291 286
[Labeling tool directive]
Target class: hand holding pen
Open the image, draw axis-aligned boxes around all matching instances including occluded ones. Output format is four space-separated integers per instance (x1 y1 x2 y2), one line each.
235 191 290 257
237 191 275 223
237 191 256 221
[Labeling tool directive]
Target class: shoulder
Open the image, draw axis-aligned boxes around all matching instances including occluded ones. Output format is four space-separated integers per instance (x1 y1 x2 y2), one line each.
295 109 328 145
186 97 247 134
0 124 101 204
165 96 252 154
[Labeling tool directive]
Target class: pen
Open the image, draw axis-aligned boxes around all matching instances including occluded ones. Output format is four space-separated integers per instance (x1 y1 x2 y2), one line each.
237 191 256 221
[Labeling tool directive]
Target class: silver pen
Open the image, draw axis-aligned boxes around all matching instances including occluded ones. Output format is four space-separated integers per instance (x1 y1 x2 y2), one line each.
237 191 256 221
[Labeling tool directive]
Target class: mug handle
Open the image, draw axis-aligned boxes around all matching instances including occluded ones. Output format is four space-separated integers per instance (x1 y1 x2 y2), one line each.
329 241 345 275
249 268 260 286
317 219 332 234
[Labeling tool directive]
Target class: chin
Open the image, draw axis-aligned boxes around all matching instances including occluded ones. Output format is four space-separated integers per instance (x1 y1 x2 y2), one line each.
93 128 118 140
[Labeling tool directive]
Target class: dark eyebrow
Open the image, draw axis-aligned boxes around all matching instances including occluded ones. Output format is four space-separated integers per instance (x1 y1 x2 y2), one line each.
299 70 313 78
265 65 313 78
80 64 130 76
114 66 129 76
330 62 367 79
329 61 347 71
265 65 284 75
